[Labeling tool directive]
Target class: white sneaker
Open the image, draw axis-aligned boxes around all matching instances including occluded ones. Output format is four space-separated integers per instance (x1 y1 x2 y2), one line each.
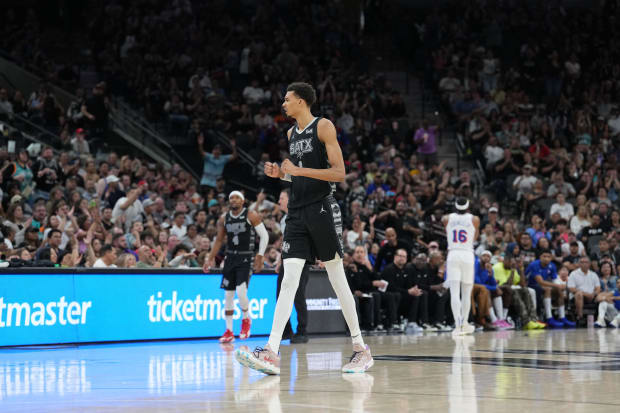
342 344 374 373
422 323 438 332
435 323 452 332
610 318 620 328
462 323 475 335
406 322 424 333
451 325 463 337
235 345 281 375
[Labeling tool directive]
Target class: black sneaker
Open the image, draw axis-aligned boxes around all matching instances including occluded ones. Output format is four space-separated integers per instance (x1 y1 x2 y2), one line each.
291 333 309 343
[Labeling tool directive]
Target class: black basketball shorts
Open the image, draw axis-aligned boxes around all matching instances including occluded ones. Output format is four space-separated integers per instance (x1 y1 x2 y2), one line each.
221 255 252 290
282 195 344 262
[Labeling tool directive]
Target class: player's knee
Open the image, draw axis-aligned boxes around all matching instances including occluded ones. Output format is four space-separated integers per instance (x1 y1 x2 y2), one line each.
323 256 343 273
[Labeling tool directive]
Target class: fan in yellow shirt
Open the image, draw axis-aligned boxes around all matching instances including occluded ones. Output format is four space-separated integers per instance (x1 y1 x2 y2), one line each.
492 254 545 329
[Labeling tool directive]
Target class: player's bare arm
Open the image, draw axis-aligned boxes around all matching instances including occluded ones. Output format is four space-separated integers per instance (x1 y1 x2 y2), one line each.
205 214 226 271
280 118 345 182
248 210 268 272
535 275 565 290
473 215 480 241
441 215 450 227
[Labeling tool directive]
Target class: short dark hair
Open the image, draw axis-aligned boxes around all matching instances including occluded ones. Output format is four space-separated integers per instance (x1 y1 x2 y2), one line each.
100 244 114 256
48 229 62 239
538 248 552 256
38 247 52 261
286 82 317 107
172 244 189 256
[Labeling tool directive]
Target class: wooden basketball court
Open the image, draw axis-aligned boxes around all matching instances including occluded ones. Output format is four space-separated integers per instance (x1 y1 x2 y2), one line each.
1 330 619 412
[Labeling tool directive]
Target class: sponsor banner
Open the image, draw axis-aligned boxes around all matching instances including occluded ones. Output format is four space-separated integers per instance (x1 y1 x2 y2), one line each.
306 270 347 334
0 272 278 346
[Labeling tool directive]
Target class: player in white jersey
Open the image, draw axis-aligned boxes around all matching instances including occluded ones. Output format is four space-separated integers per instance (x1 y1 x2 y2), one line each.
442 198 480 336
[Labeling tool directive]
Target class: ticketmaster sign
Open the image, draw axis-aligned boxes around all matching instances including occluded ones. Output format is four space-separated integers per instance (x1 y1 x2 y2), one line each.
0 271 278 346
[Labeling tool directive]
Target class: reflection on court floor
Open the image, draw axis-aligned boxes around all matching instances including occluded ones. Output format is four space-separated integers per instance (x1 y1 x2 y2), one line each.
1 330 620 412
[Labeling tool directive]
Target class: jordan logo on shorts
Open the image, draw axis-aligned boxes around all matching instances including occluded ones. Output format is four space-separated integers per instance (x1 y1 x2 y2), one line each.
282 241 290 253
320 205 326 214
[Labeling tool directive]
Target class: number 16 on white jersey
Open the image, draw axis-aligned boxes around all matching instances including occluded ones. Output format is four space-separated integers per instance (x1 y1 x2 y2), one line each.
445 213 476 252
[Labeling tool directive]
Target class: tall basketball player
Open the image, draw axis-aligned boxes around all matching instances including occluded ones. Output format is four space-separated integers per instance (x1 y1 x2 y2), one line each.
235 82 372 375
442 198 480 336
204 191 269 343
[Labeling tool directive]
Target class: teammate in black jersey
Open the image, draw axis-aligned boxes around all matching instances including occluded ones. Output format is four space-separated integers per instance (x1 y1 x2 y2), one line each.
235 82 373 375
205 191 269 343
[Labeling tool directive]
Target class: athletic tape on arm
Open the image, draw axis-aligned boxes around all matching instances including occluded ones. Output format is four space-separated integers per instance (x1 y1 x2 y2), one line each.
280 173 292 182
254 222 269 255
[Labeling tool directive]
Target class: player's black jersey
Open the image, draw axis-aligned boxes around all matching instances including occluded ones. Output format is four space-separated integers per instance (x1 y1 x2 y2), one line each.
288 117 335 209
225 208 255 253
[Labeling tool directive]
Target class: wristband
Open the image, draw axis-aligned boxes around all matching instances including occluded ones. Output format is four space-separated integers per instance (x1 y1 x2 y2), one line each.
280 173 292 182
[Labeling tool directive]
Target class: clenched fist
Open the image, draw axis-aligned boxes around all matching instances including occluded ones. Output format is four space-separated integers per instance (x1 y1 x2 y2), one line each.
281 159 299 176
264 162 281 178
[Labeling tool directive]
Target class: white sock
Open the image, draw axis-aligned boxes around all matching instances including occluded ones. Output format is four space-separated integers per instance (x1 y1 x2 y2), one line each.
461 282 473 325
598 302 608 324
503 308 509 319
324 258 365 348
558 305 565 319
225 290 235 331
528 288 537 310
236 282 249 319
493 296 504 321
544 297 552 319
449 280 462 327
489 307 498 323
267 258 305 353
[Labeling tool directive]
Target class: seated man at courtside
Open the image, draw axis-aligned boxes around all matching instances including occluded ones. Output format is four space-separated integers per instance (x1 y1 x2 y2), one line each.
492 252 544 329
526 249 576 328
474 250 512 330
567 256 602 327
345 246 390 332
380 248 413 333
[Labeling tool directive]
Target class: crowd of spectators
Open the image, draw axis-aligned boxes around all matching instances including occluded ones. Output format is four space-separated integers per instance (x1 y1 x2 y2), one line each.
1 1 620 331
425 0 620 328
